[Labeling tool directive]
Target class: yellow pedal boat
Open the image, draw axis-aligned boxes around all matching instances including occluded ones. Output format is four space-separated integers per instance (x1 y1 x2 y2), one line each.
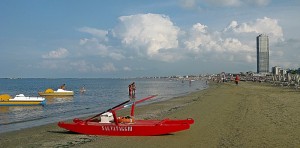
0 94 46 106
38 88 74 96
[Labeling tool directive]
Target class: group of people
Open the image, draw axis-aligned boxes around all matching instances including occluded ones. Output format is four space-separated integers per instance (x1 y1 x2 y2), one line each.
128 82 136 96
59 82 136 95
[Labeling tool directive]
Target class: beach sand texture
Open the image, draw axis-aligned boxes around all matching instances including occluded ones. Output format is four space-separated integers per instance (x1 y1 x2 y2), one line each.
0 82 299 148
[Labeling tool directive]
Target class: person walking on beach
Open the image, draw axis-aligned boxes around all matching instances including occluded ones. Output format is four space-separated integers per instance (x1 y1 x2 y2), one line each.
235 75 240 85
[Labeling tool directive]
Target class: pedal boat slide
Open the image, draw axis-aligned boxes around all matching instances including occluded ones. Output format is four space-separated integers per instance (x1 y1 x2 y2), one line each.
58 95 194 136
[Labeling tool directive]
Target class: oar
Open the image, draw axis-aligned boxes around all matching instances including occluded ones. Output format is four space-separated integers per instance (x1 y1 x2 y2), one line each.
85 99 130 121
112 95 157 111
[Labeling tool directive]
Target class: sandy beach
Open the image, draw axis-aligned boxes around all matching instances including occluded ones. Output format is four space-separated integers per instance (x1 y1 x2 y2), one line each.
0 81 299 148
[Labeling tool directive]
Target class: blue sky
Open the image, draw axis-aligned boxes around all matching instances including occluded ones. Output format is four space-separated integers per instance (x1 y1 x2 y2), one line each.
1 0 299 78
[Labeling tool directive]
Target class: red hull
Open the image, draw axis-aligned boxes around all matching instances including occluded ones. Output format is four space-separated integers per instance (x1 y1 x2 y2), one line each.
58 118 194 136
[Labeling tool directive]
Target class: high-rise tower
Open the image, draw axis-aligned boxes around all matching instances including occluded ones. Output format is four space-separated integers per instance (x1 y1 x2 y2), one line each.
257 34 269 74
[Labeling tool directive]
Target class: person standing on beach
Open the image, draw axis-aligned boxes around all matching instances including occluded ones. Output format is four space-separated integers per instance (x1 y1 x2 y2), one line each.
128 84 132 96
128 82 136 96
131 82 136 96
132 82 136 95
235 75 240 85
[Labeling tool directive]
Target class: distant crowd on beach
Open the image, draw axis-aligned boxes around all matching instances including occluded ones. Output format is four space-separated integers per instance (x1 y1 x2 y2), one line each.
210 72 300 89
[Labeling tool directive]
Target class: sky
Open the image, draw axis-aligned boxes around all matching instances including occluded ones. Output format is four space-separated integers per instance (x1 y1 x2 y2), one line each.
1 0 300 78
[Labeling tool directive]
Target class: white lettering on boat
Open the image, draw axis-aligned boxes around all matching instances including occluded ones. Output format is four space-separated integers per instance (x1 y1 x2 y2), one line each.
101 126 133 132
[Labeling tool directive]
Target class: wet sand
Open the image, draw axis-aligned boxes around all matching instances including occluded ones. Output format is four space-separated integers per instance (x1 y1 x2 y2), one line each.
0 81 299 147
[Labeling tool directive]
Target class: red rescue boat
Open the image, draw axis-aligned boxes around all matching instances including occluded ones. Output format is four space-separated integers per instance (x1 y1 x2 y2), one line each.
58 95 194 136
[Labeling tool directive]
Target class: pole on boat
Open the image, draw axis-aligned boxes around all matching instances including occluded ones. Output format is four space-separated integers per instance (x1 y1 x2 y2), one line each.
130 102 135 117
85 100 130 122
113 95 157 111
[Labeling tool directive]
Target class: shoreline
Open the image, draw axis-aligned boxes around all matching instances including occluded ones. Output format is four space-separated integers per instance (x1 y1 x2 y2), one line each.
1 81 299 147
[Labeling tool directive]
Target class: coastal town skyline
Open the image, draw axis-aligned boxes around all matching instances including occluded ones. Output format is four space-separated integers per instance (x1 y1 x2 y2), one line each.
1 0 300 78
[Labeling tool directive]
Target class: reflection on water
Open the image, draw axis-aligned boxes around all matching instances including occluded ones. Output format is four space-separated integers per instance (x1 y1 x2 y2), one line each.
0 106 9 113
0 106 43 113
44 96 74 104
0 106 44 126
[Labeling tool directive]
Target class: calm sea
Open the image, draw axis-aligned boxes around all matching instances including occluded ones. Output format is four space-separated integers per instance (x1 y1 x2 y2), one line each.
0 78 208 134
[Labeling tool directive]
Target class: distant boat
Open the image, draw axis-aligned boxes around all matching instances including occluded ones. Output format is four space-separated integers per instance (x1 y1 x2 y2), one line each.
0 94 46 106
38 88 74 96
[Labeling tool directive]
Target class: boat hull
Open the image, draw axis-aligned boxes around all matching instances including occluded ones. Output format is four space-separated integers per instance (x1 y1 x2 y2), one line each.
58 118 194 136
0 100 46 106
38 92 74 96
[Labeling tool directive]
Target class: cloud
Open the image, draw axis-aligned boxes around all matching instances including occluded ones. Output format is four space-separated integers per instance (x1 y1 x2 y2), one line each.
101 63 117 72
113 13 180 61
109 52 125 61
224 17 283 42
69 60 102 73
183 21 257 64
78 27 108 42
42 48 69 59
43 14 287 75
79 38 109 56
76 15 283 71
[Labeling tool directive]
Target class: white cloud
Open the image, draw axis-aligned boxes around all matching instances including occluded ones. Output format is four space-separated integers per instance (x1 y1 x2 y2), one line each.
70 60 102 72
113 13 180 61
78 27 108 42
79 38 109 56
71 15 287 74
42 48 69 59
224 17 283 42
184 22 256 64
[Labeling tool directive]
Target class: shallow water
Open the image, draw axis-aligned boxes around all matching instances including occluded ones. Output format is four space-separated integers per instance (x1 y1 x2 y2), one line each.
0 78 208 133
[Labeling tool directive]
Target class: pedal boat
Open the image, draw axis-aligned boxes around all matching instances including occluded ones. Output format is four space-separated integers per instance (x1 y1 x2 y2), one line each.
0 94 46 106
38 88 74 96
58 95 194 136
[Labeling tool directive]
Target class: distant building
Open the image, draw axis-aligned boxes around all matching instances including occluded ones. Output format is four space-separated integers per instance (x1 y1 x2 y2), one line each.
280 69 287 76
257 34 269 74
272 66 281 75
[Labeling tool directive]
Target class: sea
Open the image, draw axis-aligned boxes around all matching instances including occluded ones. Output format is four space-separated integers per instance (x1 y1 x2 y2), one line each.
0 78 208 134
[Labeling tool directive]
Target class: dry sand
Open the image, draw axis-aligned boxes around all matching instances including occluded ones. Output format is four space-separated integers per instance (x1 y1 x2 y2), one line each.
0 81 299 148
